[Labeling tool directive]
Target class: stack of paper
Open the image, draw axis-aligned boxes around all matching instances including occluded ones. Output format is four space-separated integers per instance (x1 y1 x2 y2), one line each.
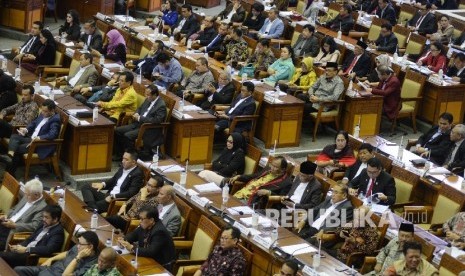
158 165 184 173
279 244 317 255
264 91 286 97
182 105 202 112
228 206 255 215
194 183 222 193
240 216 272 227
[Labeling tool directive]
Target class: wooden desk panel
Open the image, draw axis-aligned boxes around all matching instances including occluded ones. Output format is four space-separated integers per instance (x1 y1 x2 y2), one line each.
187 0 220 8
136 0 161 12
0 0 43 33
419 82 465 125
343 95 383 137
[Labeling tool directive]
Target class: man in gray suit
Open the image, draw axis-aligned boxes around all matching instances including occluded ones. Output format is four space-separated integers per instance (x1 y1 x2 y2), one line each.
292 25 319 58
114 84 167 161
157 185 181 236
0 178 46 250
55 52 99 95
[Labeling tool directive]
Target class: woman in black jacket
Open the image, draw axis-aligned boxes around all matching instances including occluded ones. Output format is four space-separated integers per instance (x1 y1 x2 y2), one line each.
198 133 246 185
22 29 56 72
58 9 81 41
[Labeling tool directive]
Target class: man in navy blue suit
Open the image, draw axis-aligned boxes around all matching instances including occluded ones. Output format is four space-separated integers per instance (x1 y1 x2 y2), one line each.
214 81 256 133
1 99 60 174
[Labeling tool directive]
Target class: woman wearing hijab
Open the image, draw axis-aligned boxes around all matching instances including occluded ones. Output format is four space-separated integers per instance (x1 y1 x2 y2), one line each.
263 45 296 86
58 9 81 41
198 133 246 185
93 29 127 64
22 29 56 72
278 56 317 93
360 54 391 84
316 130 356 169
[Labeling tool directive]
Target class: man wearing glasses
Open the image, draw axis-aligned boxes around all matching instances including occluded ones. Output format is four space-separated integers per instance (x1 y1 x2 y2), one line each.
407 1 437 36
193 226 246 276
15 231 99 276
348 157 396 206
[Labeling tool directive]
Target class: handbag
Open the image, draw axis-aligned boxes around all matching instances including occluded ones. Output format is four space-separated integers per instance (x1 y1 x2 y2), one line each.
239 63 255 78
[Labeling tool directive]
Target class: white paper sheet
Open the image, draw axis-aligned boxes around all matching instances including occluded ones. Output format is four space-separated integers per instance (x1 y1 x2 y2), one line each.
240 216 272 227
279 243 317 255
182 105 202 112
194 183 222 193
158 165 184 173
228 206 255 215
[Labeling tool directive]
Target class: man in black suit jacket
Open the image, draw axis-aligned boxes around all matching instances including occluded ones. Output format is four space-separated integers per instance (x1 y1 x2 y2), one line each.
12 21 43 62
447 53 465 84
119 207 175 270
199 23 229 53
371 23 398 54
296 183 354 239
292 25 320 57
348 157 396 206
326 4 354 34
200 71 235 111
444 124 465 176
412 112 453 165
341 143 374 184
280 161 322 210
214 81 256 133
78 20 103 53
81 149 144 213
185 16 218 47
114 85 167 160
0 205 64 268
407 2 437 36
376 0 397 26
339 40 371 79
172 4 200 41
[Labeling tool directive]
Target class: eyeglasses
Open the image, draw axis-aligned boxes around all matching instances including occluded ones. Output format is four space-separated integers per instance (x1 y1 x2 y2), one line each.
220 236 234 240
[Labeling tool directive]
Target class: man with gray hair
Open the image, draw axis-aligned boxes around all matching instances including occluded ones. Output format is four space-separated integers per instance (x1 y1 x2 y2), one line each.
199 70 235 111
444 124 465 176
0 178 46 249
157 185 181 236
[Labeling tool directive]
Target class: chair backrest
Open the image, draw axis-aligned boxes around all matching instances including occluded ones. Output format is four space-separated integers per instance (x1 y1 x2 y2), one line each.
60 211 76 252
54 50 64 67
160 93 176 124
173 196 193 238
397 4 416 25
373 152 393 173
296 0 306 14
53 109 69 158
244 144 262 175
430 184 465 225
325 2 341 23
439 253 465 276
291 24 303 46
400 69 427 109
405 33 427 56
0 172 20 214
391 165 419 205
460 0 465 9
189 215 221 260
238 243 254 275
413 234 435 261
180 56 196 78
68 52 81 76
367 17 384 42
393 25 410 49
348 136 362 153
139 39 153 59
451 19 465 40
243 35 258 57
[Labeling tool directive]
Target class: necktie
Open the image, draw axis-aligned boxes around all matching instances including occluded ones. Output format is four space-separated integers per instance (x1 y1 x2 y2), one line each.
207 34 221 49
366 178 375 197
445 144 457 165
24 37 36 53
344 55 359 74
416 15 426 29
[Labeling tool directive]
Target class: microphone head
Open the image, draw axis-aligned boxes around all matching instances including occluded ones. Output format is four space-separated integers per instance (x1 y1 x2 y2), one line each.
238 211 244 215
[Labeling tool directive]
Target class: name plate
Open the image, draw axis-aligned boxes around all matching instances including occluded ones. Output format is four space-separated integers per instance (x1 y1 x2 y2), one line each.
190 195 210 208
223 214 235 225
302 265 319 276
233 221 250 236
173 183 187 196
252 235 272 250
173 51 182 59
136 33 146 41
65 48 75 58
388 155 404 167
96 13 106 20
114 22 123 29
172 109 184 119
334 38 344 45
68 115 80 126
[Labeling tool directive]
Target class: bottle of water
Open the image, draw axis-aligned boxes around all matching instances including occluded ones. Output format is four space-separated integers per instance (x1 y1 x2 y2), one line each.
187 39 192 49
100 55 105 65
337 30 342 39
136 74 142 84
178 99 184 112
60 33 66 43
222 185 229 204
204 49 209 60
348 80 353 92
153 26 159 38
15 66 21 80
90 209 98 231
358 191 365 201
93 106 99 122
393 52 398 63
151 150 159 171
274 85 280 100
242 73 247 82
105 238 112 247
49 89 54 101
1 57 7 71
83 43 88 52
271 227 278 245
438 69 443 81
353 124 360 139
169 36 174 46
58 197 64 208
226 65 232 75
34 81 40 94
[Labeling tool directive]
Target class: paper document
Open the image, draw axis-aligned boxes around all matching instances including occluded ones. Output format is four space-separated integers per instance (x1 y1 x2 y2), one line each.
428 167 450 175
67 109 89 115
265 91 286 97
228 206 255 215
240 216 272 227
182 105 202 112
194 183 222 193
112 245 130 255
279 244 317 255
157 165 184 173
80 121 90 125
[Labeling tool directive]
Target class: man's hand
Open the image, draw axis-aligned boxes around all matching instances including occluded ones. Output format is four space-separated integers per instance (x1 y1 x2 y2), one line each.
452 76 461 82
11 245 27 253
76 247 93 259
56 76 65 83
41 258 54 267
124 61 133 67
314 230 324 240
295 219 306 233
374 263 382 273
348 188 358 196
180 37 187 45
91 182 104 191
0 114 4 120
199 46 206 52
2 219 16 229
117 204 127 216
446 231 460 241
95 101 104 107
377 193 388 201
132 113 141 121
310 95 319 102
256 189 271 196
183 90 191 97
365 88 372 93
80 87 92 94
91 49 101 57
73 85 83 93
117 238 134 251
228 175 240 183
105 195 112 203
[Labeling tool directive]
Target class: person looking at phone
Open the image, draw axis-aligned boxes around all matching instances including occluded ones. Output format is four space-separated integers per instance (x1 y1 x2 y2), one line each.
348 157 396 206
198 71 235 111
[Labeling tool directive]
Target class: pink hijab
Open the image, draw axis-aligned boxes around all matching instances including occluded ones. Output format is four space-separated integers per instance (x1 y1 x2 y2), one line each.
106 29 126 54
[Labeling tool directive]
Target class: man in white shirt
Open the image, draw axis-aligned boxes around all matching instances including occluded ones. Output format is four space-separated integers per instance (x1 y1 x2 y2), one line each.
55 53 99 95
257 8 284 39
157 185 181 236
81 149 144 213
0 178 47 250
444 124 465 176
342 143 373 185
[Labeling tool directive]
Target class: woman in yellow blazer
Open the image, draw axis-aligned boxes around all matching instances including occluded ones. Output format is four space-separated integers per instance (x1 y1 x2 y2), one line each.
278 57 317 92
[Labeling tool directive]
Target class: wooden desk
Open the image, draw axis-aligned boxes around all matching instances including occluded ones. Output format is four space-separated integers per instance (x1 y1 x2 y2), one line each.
0 0 43 33
136 0 161 12
342 94 384 137
58 0 114 22
0 257 18 276
419 82 465 125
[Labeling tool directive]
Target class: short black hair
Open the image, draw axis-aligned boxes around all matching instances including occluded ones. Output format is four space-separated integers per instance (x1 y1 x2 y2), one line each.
233 28 243 37
251 2 264 12
85 19 96 28
154 40 165 50
182 4 192 12
167 0 177 11
303 24 315 33
439 112 453 124
42 99 56 111
359 143 374 153
121 71 134 85
82 52 93 63
139 206 160 222
283 260 299 276
224 225 241 240
258 38 270 48
78 231 99 252
342 4 352 12
198 57 208 66
367 157 383 169
156 52 171 63
33 21 44 30
334 130 349 144
146 84 159 96
381 23 393 31
43 204 62 221
455 53 465 62
242 81 255 92
124 148 138 161
274 156 288 170
440 14 449 20
403 241 422 255
150 175 165 187
22 84 35 95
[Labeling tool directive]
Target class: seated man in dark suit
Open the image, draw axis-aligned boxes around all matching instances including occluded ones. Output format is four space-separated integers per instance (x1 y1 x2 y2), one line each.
341 143 374 185
325 4 354 34
12 21 43 62
0 204 64 268
376 0 397 26
339 40 371 79
171 4 200 41
370 23 398 54
199 70 235 111
295 182 354 240
230 156 292 206
214 81 256 133
348 157 396 206
0 70 19 111
279 161 322 210
198 23 229 54
114 84 167 160
411 112 453 165
117 207 176 270
76 72 121 106
182 16 217 47
447 53 465 84
125 40 164 79
81 149 144 213
444 124 465 176
77 19 103 52
407 1 437 36
292 25 320 58
1 99 61 174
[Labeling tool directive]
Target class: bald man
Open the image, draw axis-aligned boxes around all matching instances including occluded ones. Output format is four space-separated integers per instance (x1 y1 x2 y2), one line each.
157 186 181 236
83 248 121 276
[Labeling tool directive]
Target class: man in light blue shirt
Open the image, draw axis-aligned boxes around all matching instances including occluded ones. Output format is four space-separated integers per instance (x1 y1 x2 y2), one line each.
257 8 284 39
152 53 183 89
